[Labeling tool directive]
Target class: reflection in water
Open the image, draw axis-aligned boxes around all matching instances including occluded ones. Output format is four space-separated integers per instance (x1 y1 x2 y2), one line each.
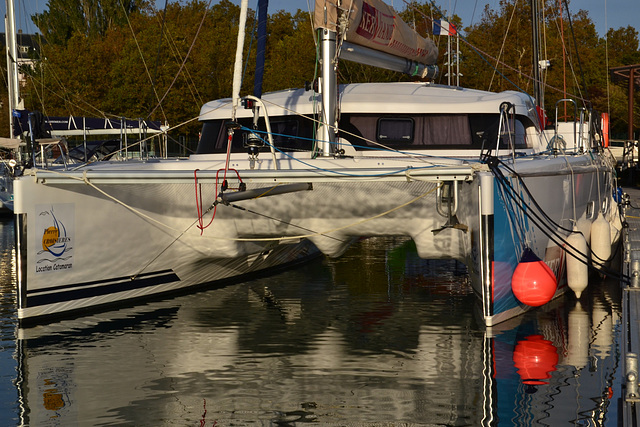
566 301 590 369
0 218 18 426
513 335 558 386
487 276 621 426
0 235 623 425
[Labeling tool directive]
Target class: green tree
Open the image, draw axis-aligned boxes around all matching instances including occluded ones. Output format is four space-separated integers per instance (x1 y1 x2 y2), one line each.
605 26 640 138
263 10 316 91
607 26 640 67
33 0 148 45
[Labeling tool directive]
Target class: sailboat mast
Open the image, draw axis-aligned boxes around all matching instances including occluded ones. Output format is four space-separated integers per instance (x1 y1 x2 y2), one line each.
253 0 268 99
5 0 22 137
319 28 337 157
530 0 542 108
231 0 250 121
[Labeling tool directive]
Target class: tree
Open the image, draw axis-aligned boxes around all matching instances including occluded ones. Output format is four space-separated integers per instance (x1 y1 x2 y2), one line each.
606 26 640 67
263 10 316 91
461 0 633 129
605 26 640 138
32 0 147 45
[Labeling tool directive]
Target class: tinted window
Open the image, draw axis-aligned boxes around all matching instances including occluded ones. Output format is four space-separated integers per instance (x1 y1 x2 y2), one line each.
377 118 414 143
196 117 314 154
341 113 530 151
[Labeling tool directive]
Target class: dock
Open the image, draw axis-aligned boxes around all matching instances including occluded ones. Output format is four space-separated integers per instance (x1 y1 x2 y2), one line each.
621 185 640 425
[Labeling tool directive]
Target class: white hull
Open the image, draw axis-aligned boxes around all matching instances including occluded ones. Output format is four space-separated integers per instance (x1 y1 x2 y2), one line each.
474 156 617 325
14 158 468 321
14 153 614 326
13 82 618 326
15 169 319 321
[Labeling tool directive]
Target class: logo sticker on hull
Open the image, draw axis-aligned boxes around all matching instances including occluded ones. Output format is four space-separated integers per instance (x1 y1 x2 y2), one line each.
36 204 74 273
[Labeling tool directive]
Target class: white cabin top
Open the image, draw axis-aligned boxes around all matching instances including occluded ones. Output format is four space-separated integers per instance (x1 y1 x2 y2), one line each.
199 82 539 125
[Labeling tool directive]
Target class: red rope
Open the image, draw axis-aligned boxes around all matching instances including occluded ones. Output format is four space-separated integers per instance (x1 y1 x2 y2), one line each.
194 129 244 235
194 169 218 234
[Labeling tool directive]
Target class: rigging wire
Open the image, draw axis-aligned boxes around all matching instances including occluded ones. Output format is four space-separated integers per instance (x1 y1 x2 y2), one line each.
34 166 441 246
255 97 440 162
484 155 627 281
147 0 214 119
238 126 471 174
194 168 218 233
604 0 611 117
241 8 259 94
414 1 530 97
411 0 590 104
488 0 519 92
18 18 144 122
498 106 530 250
152 14 204 109
541 0 548 105
150 0 169 113
459 36 589 104
549 11 585 111
24 54 112 120
557 0 567 112
224 202 348 243
561 0 591 107
118 0 168 123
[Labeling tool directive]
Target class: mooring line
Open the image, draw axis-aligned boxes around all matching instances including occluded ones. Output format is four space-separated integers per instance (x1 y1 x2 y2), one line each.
226 202 346 243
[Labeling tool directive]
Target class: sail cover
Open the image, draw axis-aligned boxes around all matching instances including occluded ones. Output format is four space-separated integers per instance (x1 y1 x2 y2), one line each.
314 0 437 66
12 110 165 138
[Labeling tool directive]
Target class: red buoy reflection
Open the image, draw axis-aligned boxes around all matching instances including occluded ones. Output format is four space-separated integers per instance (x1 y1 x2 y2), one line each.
513 334 559 386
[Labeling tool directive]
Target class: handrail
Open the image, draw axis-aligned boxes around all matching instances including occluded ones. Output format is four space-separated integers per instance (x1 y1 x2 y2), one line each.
243 95 278 170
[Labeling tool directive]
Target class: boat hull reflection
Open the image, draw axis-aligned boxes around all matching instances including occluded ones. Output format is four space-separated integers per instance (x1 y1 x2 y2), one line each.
16 237 622 425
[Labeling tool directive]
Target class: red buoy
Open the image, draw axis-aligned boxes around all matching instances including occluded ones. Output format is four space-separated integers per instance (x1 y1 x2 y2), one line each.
513 334 559 385
511 248 557 306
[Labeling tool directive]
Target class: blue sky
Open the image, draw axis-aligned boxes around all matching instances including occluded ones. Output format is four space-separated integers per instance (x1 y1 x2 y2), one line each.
3 0 637 38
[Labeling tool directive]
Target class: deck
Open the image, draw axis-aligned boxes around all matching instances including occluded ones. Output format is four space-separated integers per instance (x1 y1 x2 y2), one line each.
621 185 640 426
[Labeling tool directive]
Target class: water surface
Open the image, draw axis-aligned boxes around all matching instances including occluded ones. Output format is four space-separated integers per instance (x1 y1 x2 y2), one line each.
0 219 623 425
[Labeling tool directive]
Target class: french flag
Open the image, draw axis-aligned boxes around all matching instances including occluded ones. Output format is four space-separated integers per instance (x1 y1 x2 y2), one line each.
433 19 456 36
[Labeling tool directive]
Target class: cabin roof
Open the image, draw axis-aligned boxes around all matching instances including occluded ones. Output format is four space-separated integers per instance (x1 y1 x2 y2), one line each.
199 82 536 121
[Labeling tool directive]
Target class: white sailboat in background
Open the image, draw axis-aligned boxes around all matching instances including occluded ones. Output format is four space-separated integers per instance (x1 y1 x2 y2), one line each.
1 0 169 213
0 0 25 213
12 0 620 326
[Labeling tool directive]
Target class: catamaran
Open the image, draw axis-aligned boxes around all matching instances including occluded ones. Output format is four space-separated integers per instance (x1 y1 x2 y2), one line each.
13 0 619 326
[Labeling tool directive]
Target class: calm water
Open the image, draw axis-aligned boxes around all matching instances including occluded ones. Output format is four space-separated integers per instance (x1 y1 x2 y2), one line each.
0 217 623 425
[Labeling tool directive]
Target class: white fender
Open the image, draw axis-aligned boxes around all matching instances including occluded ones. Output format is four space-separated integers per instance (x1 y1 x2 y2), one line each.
566 227 588 298
576 215 592 245
607 199 623 246
591 212 611 266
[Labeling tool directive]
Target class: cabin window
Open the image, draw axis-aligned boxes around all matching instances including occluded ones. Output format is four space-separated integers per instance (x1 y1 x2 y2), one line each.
269 119 301 150
196 121 225 154
498 117 527 149
340 113 530 151
196 117 314 154
418 115 472 146
377 118 414 143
